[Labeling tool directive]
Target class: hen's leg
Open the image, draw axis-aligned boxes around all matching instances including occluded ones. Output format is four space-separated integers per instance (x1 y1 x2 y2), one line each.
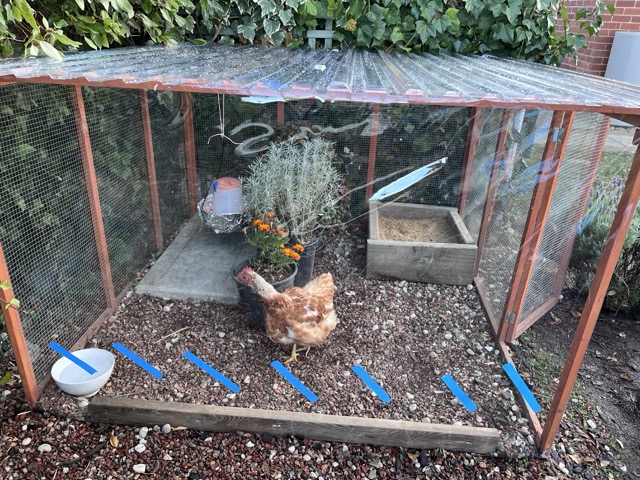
284 344 298 364
303 346 311 357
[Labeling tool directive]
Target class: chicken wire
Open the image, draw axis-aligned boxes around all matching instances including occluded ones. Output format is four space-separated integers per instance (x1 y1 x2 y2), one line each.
519 112 607 322
82 87 156 294
146 91 190 245
462 109 506 240
475 110 554 327
0 83 107 382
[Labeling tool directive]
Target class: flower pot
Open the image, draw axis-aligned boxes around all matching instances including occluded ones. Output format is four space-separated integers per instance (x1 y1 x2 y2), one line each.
294 236 322 287
232 259 297 330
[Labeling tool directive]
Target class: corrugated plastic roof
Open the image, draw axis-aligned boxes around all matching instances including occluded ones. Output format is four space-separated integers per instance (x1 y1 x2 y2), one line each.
1 43 640 115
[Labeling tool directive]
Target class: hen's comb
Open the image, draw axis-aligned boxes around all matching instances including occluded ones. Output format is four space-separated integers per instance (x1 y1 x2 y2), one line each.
239 266 253 275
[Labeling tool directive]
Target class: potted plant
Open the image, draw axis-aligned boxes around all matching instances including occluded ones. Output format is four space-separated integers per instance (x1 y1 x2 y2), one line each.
232 212 303 329
243 137 344 286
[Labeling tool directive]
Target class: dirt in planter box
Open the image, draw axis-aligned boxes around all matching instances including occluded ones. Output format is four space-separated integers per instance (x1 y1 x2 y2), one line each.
378 214 456 243
39 225 538 458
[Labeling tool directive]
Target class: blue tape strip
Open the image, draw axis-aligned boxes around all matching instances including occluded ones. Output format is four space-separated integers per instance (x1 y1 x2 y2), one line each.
112 342 163 379
351 365 391 403
49 342 97 375
502 363 541 413
441 374 477 412
270 361 318 403
183 351 240 393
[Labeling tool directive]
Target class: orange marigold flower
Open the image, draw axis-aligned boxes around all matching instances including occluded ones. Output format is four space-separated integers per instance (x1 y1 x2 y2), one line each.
258 223 270 232
252 219 263 227
292 244 304 252
290 252 301 261
281 248 294 257
265 212 275 219
278 229 286 236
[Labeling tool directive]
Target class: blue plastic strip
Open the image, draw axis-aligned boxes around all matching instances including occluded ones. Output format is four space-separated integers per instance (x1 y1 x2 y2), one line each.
351 365 391 403
502 363 542 413
112 342 163 379
183 351 240 393
48 342 97 375
441 374 477 412
270 361 318 403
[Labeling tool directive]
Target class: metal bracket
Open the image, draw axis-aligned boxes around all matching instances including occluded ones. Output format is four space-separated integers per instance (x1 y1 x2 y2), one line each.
505 311 517 324
552 127 566 143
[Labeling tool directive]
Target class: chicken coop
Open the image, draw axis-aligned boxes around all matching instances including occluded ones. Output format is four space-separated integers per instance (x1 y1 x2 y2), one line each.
1 44 640 456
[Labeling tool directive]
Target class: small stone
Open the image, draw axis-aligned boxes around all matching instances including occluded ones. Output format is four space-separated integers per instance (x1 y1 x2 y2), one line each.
587 419 597 430
243 376 251 384
558 294 564 300
139 427 149 439
466 284 474 291
165 342 173 350
37 443 52 453
134 444 146 453
368 469 377 479
163 454 173 461
21 438 31 446
408 404 417 412
246 441 254 448
62 467 69 474
484 345 494 352
226 393 236 400
303 454 311 461
444 333 452 340
421 417 432 423
466 348 475 356
288 446 296 453
218 332 226 338
162 424 172 434
133 464 146 474
163 305 171 312
77 398 89 408
406 392 415 400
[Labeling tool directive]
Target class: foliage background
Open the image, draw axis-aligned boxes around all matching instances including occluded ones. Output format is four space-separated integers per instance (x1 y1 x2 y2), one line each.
1 0 613 66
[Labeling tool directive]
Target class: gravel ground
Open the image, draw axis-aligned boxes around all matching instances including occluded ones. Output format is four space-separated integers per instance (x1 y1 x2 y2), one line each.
41 225 536 458
1 225 631 478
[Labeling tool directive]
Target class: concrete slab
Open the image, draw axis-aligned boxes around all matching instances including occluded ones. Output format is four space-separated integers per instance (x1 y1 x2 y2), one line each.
135 215 253 304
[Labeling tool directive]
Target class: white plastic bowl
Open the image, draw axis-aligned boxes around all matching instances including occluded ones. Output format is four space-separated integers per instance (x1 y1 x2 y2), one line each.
51 348 115 397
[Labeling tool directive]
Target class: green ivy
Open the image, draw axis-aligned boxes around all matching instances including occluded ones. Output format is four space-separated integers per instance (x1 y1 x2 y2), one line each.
1 0 614 66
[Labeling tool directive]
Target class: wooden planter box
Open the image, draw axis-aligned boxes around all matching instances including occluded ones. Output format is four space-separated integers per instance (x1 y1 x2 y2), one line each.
367 202 477 285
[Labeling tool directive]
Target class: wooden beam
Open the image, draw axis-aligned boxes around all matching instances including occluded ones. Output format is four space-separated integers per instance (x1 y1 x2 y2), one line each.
365 103 381 203
475 109 512 273
513 295 560 339
0 243 39 406
499 111 575 343
4 75 640 117
474 275 501 333
277 102 285 125
458 108 483 217
540 143 640 453
140 90 164 251
72 85 117 310
605 113 640 128
181 93 198 214
89 397 501 454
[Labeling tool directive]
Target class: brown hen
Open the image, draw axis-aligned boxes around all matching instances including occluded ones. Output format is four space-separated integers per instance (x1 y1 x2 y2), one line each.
236 267 337 363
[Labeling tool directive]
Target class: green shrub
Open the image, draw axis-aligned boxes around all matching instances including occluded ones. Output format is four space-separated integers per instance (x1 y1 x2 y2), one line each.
1 0 613 67
570 175 640 313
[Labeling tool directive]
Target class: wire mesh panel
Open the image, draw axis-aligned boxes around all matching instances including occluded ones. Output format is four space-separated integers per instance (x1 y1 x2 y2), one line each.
0 83 107 382
375 105 469 208
147 91 190 243
520 112 607 321
475 109 554 325
82 87 155 294
463 109 505 240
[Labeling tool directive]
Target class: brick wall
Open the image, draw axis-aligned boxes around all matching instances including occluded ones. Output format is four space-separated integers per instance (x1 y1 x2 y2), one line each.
561 0 640 76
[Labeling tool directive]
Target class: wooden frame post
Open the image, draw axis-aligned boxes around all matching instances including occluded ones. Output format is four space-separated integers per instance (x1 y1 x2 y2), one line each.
0 243 39 405
540 142 640 453
475 109 513 273
140 90 164 251
72 85 116 310
498 111 575 342
458 108 483 217
181 93 198 214
277 101 285 126
365 103 381 202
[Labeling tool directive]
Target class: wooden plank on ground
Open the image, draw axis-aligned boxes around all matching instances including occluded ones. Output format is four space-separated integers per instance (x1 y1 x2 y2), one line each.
89 397 500 454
